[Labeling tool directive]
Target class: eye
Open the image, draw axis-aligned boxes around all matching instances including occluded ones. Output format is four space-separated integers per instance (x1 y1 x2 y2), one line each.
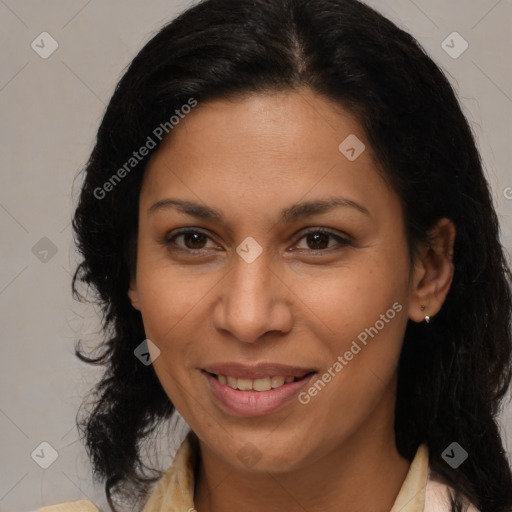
162 227 353 254
164 228 217 252
293 228 353 252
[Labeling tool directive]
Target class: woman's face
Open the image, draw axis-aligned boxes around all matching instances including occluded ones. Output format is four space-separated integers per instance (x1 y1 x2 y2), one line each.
129 88 420 472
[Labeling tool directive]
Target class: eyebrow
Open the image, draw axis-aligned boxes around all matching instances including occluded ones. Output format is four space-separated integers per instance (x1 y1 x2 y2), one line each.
147 196 371 222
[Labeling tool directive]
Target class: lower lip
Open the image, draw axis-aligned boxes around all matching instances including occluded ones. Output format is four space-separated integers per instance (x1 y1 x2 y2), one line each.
202 371 316 417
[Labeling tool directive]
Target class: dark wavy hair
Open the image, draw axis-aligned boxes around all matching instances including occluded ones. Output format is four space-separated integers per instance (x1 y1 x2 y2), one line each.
71 0 512 510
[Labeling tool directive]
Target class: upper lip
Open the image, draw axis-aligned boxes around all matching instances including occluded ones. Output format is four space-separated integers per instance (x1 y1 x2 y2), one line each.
202 362 316 380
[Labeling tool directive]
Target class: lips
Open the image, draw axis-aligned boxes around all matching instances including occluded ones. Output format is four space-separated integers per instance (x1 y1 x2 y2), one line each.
203 369 316 417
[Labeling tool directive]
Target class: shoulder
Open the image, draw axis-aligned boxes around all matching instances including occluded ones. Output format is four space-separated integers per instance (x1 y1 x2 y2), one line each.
425 472 480 512
36 500 99 512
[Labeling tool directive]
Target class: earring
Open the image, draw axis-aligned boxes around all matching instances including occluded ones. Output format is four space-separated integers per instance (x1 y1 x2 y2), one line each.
420 305 431 324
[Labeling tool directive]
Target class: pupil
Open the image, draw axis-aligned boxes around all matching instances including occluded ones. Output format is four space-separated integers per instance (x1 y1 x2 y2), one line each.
308 233 328 250
185 233 205 249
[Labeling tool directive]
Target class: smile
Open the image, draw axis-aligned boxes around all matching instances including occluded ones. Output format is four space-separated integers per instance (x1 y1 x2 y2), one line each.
201 366 317 417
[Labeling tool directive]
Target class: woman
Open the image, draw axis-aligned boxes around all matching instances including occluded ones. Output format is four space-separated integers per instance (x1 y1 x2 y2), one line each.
37 0 512 511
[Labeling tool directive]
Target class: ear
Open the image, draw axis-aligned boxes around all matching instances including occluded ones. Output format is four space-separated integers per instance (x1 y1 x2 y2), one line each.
128 276 141 311
408 217 456 323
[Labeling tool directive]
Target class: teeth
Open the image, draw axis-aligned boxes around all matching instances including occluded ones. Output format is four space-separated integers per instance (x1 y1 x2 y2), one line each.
271 376 285 388
215 374 300 391
236 378 253 391
253 377 272 391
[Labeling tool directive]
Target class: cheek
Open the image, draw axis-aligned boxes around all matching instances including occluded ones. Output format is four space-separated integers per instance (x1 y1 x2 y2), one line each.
293 250 409 402
135 254 214 342
292 253 409 339
296 307 407 452
135 265 204 408
133 270 202 395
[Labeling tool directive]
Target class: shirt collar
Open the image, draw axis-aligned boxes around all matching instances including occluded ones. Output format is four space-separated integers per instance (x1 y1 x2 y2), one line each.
142 431 429 512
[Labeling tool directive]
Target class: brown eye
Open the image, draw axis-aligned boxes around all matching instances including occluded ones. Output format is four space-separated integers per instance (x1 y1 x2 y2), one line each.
181 232 208 249
305 232 330 250
164 229 214 251
295 228 353 252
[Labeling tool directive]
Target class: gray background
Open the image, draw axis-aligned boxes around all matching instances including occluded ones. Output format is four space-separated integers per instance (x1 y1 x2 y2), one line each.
1 1 511 511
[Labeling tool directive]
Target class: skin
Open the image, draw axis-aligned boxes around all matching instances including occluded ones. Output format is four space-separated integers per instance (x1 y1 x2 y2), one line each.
128 87 455 512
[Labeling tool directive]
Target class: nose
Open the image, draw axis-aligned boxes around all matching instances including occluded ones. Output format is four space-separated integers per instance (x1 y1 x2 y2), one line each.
212 249 293 343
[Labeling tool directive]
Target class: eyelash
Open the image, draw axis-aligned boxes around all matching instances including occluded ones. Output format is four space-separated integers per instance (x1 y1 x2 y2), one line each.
162 227 353 254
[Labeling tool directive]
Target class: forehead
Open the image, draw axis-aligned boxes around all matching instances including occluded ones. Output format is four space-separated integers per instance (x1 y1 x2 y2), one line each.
154 89 368 164
140 88 397 223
